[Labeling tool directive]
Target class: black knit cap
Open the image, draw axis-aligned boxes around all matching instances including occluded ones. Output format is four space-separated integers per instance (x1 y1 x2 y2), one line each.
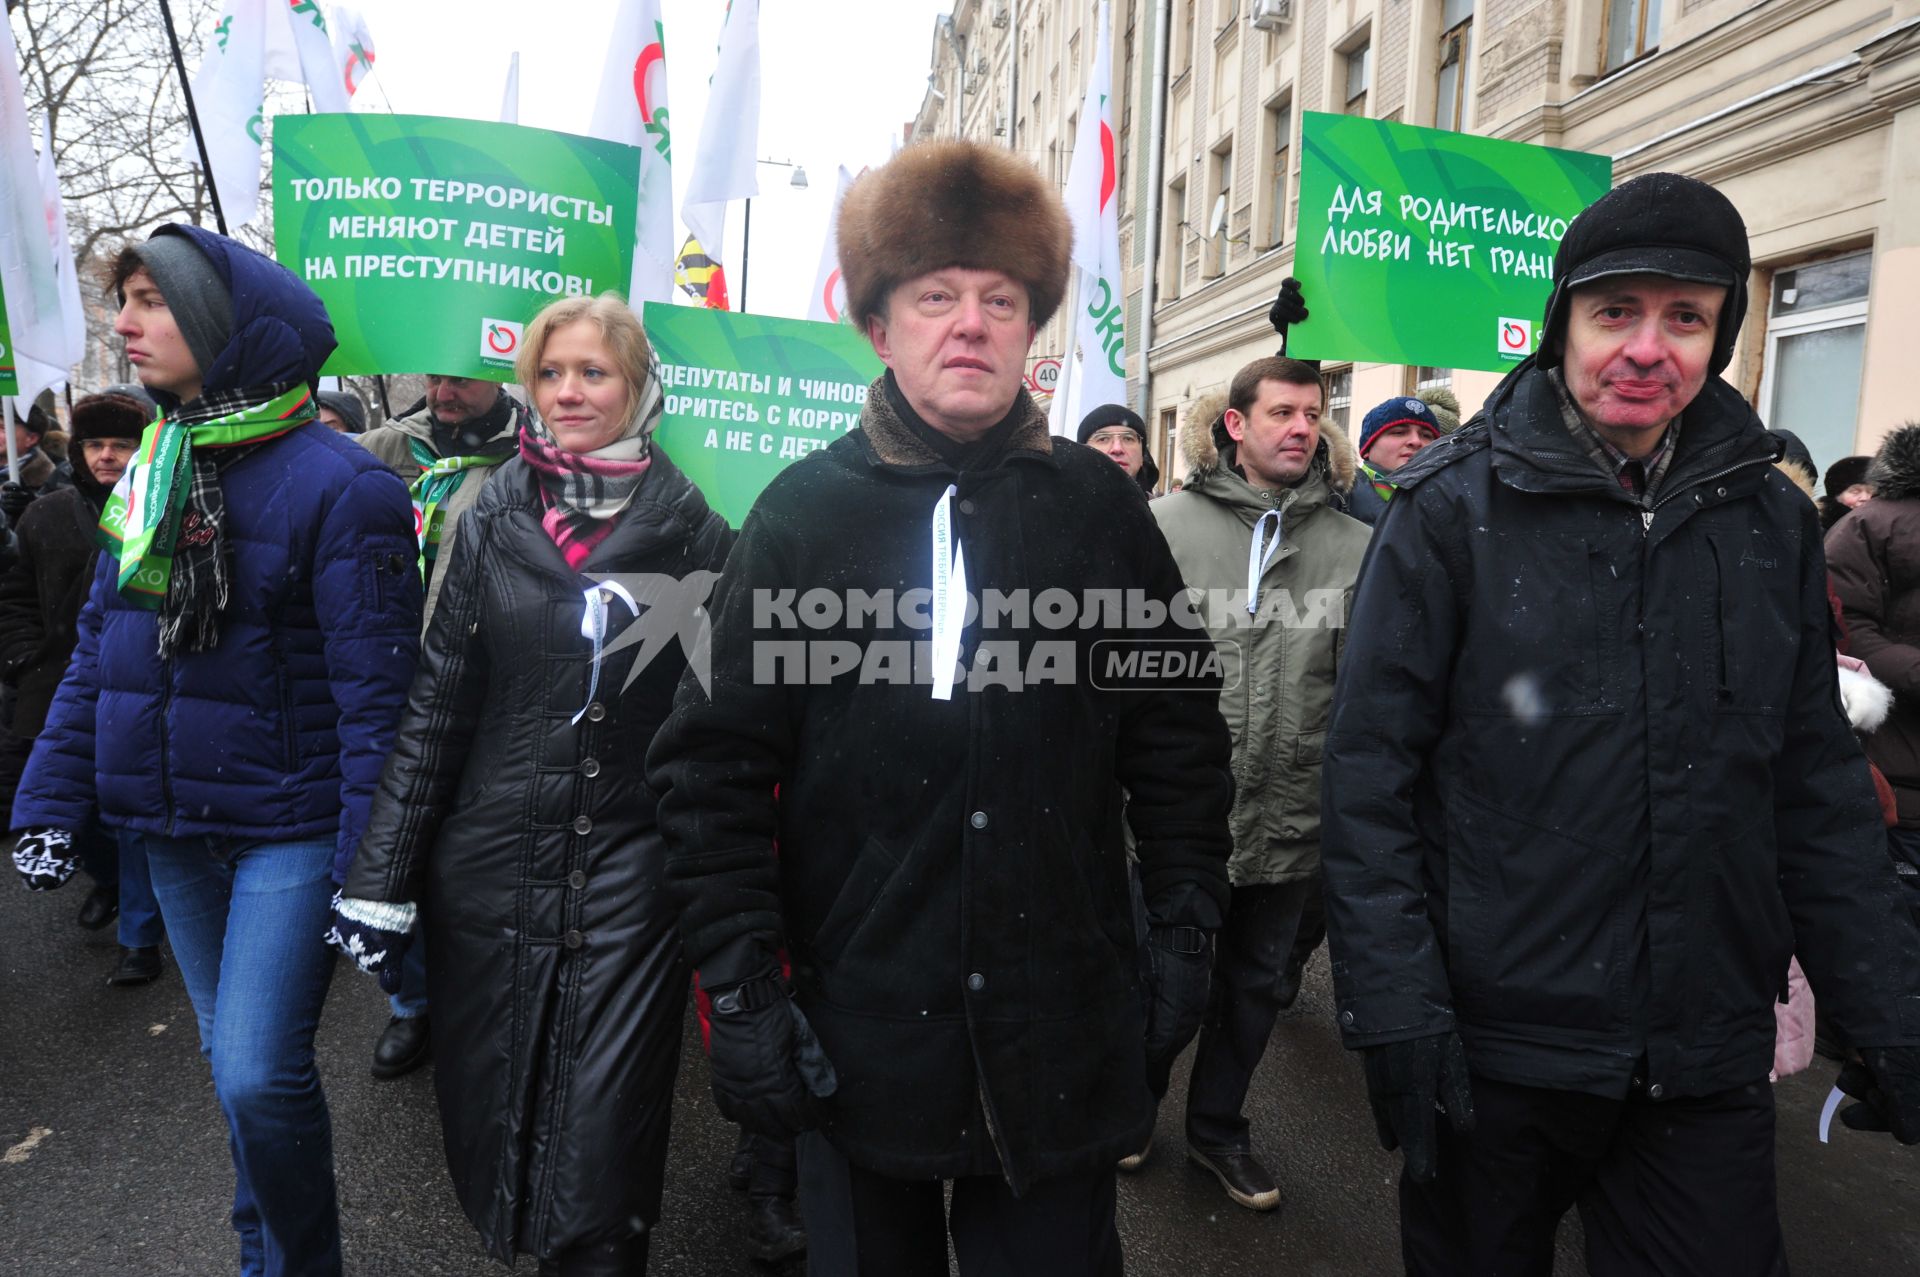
1538 172 1750 376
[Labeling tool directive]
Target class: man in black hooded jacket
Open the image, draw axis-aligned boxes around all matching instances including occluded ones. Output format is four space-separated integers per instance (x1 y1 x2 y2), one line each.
1323 172 1920 1274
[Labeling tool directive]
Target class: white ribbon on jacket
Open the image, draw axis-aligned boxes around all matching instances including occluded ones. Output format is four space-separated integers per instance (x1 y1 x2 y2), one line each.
930 484 968 700
574 579 641 724
1246 508 1285 615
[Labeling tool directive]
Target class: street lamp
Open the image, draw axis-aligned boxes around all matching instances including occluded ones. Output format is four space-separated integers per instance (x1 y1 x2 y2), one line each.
741 158 809 313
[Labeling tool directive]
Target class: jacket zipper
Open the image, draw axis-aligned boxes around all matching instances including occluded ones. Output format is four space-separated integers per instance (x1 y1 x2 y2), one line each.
1640 456 1771 535
158 655 177 833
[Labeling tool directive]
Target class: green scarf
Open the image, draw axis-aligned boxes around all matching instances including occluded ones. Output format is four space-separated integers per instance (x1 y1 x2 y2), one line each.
100 385 314 610
407 438 497 577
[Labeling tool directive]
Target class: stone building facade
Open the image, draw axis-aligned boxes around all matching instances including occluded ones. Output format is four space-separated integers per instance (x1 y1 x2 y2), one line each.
915 0 1920 485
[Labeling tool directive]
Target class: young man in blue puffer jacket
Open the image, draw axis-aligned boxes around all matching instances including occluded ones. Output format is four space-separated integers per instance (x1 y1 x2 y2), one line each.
8 224 421 1277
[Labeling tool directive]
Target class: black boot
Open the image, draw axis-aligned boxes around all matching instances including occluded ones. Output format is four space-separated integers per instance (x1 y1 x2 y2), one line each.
727 1127 754 1193
77 883 119 931
108 945 161 986
746 1194 807 1263
372 1014 431 1079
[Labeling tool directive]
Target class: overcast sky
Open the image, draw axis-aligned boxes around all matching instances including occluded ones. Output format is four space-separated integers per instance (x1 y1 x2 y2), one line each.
346 0 951 320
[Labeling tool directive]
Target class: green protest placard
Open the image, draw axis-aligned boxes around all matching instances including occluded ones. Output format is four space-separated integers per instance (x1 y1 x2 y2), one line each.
273 114 641 381
0 275 16 397
644 304 883 526
1292 113 1611 372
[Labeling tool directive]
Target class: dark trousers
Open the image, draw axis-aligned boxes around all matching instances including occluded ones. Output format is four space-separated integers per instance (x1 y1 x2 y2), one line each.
1183 880 1313 1152
1400 1075 1786 1276
797 1133 1123 1277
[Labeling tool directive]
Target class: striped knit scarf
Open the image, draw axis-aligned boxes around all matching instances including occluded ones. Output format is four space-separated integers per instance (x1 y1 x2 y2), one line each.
518 351 666 569
99 383 314 655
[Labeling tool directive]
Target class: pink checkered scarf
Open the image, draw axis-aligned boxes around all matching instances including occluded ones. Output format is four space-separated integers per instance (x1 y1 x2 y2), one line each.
518 422 656 570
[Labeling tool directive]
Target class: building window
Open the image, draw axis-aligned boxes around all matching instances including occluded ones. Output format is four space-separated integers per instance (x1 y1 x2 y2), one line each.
1262 96 1291 249
1218 0 1240 33
1163 175 1187 299
1414 366 1453 391
1174 0 1196 76
1159 407 1179 487
1604 0 1662 73
1762 250 1872 471
1435 0 1473 131
1204 141 1233 278
1344 41 1371 116
1326 366 1354 434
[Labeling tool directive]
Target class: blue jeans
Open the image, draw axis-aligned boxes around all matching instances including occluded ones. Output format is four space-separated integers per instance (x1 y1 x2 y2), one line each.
388 932 428 1019
109 826 166 948
136 832 342 1277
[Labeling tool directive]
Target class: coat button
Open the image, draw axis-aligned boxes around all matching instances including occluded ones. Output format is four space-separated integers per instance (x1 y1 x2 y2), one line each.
970 811 989 830
468 621 480 636
959 499 976 515
1340 1011 1355 1026
572 815 593 835
1648 1083 1664 1099
568 870 586 889
564 930 585 949
586 702 607 722
581 759 601 778
967 972 986 992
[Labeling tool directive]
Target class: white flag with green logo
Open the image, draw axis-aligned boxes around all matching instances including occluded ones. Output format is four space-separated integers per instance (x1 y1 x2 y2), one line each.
180 0 267 227
1050 0 1126 434
590 0 676 306
264 0 350 114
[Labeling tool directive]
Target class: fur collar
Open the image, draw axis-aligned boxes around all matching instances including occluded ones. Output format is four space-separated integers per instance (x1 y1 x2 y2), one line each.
857 375 1053 469
1179 388 1357 494
1869 424 1920 502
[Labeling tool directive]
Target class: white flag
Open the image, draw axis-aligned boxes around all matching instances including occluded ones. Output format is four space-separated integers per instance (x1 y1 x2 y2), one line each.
264 0 350 114
327 3 379 101
588 0 676 306
681 0 762 272
180 0 268 228
499 52 521 125
806 167 855 324
1049 1 1127 434
13 118 87 407
0 17 72 374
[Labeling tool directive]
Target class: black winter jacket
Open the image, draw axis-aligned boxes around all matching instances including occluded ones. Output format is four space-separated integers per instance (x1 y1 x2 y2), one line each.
346 451 733 1260
1323 361 1920 1100
0 483 106 738
648 384 1233 1191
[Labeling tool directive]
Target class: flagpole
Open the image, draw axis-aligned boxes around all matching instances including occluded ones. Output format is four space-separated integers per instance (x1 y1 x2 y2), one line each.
158 0 228 236
5 400 20 484
740 199 752 314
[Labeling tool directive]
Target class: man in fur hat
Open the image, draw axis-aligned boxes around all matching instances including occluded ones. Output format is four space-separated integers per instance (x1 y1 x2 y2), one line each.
1145 357 1367 1210
1324 171 1920 1272
650 139 1232 1274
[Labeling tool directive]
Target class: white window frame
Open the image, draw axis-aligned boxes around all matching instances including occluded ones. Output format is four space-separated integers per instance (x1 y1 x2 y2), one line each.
1760 300 1869 444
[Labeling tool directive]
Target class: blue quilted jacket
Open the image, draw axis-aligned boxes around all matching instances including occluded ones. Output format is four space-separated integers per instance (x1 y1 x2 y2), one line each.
9 226 422 881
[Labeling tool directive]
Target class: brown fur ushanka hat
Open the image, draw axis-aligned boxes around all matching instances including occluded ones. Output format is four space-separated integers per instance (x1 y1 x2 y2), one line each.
836 139 1072 333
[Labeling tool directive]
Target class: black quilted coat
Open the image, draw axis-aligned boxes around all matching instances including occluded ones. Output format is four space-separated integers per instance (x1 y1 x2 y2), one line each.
346 450 733 1261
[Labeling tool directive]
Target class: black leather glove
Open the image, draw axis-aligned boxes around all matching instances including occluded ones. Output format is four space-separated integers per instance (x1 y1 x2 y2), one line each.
1267 277 1309 354
1142 923 1212 1074
705 968 838 1139
0 482 33 526
1361 1031 1476 1183
1835 1046 1920 1145
12 828 78 891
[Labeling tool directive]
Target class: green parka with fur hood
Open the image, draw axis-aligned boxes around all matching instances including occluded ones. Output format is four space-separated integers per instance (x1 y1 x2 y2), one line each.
1153 391 1370 886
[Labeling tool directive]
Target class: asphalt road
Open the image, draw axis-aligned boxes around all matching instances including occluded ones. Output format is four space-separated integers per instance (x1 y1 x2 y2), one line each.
3 880 1918 1275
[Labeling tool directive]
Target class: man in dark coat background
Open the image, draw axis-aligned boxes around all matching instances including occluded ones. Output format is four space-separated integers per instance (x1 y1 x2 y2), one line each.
1827 421 1920 922
1323 172 1920 1275
0 391 163 982
649 138 1233 1276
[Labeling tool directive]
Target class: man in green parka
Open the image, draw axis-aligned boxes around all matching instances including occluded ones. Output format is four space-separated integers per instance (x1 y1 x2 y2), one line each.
1149 355 1370 1211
